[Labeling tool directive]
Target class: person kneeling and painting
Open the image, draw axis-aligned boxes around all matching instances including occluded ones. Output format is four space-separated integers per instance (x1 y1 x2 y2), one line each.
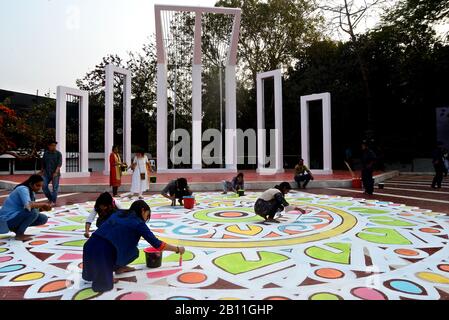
84 192 117 238
82 200 185 292
161 178 192 206
222 172 244 194
0 175 51 241
254 182 304 223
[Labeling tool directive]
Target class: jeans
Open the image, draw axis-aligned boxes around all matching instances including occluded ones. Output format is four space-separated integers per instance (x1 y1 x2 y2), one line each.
294 174 311 188
7 209 48 235
43 174 60 203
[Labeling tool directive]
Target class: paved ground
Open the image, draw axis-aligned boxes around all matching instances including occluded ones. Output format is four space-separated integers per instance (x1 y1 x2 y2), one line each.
1 174 448 300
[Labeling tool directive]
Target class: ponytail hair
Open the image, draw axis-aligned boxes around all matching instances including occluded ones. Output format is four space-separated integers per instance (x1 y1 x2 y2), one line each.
14 174 44 198
127 200 151 221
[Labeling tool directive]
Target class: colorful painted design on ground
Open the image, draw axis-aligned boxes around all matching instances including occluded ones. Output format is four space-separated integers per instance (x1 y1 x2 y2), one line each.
1 191 449 300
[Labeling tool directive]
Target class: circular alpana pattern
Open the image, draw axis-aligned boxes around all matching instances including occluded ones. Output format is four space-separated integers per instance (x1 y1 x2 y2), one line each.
1 191 449 300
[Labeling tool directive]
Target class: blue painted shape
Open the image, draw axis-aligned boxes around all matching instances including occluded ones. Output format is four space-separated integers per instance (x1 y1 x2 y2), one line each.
390 280 423 294
0 264 25 273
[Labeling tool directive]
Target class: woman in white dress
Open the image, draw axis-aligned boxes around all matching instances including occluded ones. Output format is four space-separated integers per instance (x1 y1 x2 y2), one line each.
130 151 152 199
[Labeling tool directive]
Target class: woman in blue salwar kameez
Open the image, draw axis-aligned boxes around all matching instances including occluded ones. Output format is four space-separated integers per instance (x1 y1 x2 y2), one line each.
82 200 185 292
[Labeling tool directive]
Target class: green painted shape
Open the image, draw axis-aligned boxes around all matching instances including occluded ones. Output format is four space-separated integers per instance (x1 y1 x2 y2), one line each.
310 293 341 300
60 239 87 247
319 201 354 207
368 216 415 227
305 242 351 264
0 248 8 253
163 250 194 263
357 227 412 245
214 251 288 275
290 198 313 202
73 288 100 300
65 216 85 224
52 225 83 231
130 250 195 265
349 207 388 214
193 208 263 223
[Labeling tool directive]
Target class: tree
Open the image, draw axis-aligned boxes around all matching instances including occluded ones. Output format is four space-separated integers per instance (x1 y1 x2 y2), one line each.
0 103 18 154
216 0 322 87
319 0 393 133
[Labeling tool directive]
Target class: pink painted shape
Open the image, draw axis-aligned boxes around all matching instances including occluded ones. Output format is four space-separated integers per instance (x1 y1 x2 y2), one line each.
0 256 13 263
151 214 180 219
37 235 69 239
146 268 182 279
352 287 386 300
58 253 83 261
120 292 149 300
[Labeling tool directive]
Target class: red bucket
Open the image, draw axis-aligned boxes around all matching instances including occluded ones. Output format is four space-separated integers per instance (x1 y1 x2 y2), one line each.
183 196 195 209
144 247 162 268
352 178 362 188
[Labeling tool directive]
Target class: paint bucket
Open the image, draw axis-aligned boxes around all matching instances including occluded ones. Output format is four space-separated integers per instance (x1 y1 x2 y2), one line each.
150 176 157 183
352 178 362 188
144 247 163 268
238 189 245 197
378 183 384 189
183 196 195 209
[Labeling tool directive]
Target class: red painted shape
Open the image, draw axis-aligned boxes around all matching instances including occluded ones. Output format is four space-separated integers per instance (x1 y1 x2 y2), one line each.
146 268 182 279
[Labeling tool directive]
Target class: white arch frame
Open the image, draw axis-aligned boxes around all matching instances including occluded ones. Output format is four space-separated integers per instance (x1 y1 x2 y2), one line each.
300 92 333 174
256 69 284 174
155 4 241 173
103 64 132 175
56 86 90 178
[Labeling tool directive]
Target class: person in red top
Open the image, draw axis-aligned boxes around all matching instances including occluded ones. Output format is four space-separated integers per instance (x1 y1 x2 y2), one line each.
109 145 126 197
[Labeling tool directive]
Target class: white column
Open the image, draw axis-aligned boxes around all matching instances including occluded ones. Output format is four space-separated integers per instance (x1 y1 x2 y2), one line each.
156 64 168 171
80 94 89 173
256 70 284 174
300 92 332 174
56 86 90 177
56 86 67 174
274 72 283 172
124 73 132 167
191 12 203 170
322 92 332 172
300 96 310 168
256 74 265 171
104 65 114 175
225 65 237 170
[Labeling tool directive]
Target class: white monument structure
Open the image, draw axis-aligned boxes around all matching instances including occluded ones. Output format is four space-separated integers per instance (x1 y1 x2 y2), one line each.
300 92 333 174
103 64 132 175
256 69 284 174
55 86 90 178
155 4 241 172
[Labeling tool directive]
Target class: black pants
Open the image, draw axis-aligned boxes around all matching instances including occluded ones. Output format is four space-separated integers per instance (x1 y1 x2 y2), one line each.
432 165 444 188
254 199 282 220
362 168 374 195
170 189 192 204
294 174 311 188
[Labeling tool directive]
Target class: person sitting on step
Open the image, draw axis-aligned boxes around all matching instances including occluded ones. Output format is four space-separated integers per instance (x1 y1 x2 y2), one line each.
294 158 314 189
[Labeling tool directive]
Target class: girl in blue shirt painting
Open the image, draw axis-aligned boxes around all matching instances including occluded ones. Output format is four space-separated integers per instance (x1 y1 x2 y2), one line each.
82 200 186 292
0 175 51 241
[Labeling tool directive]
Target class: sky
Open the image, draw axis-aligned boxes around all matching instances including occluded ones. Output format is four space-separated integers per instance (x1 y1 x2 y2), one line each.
1 0 444 98
0 0 216 97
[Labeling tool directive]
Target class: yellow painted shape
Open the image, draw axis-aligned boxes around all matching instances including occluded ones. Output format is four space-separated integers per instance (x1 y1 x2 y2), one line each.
13 272 45 282
225 224 263 236
158 204 357 248
417 272 449 284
